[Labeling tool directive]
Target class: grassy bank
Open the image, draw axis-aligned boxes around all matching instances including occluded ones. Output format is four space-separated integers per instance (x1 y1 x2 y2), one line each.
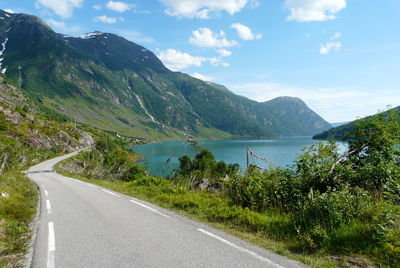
57 164 393 267
0 172 38 267
55 111 400 267
54 168 339 267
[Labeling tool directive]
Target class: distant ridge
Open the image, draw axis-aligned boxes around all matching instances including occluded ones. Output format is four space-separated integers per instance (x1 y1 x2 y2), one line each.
313 107 400 140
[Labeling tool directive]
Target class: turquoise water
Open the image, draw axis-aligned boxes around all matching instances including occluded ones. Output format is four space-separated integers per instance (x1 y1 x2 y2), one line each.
132 137 346 177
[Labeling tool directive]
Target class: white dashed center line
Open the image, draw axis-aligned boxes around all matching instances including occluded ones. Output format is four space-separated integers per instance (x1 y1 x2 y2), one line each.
47 222 55 268
46 200 52 214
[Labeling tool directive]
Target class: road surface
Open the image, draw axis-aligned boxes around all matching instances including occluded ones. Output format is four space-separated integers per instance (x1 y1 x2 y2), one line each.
27 151 306 268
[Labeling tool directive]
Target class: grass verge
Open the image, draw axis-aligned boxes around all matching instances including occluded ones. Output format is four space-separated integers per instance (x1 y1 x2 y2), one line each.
0 171 38 267
55 164 382 268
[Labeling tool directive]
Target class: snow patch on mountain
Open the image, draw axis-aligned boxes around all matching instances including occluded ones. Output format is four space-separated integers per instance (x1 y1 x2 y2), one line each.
64 32 104 39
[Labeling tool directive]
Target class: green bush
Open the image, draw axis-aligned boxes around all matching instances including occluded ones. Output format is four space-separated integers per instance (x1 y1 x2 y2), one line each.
228 167 300 211
177 148 240 189
70 135 146 181
293 187 372 239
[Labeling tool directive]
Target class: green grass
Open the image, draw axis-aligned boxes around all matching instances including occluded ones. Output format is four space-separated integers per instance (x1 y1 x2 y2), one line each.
55 166 382 267
0 171 38 267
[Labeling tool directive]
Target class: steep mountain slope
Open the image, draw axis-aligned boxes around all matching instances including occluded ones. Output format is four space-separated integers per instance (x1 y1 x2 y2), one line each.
0 10 331 139
0 73 94 172
313 106 400 140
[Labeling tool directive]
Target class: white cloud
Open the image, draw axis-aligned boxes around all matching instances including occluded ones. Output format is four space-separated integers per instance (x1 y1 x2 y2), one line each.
227 82 400 122
92 5 102 11
320 41 342 54
231 23 262 41
160 0 249 19
191 72 214 81
217 49 232 57
331 31 342 40
157 49 229 71
285 0 346 22
157 49 207 71
36 0 83 18
208 57 229 67
47 19 80 33
106 1 133 12
93 15 118 24
4 9 15 13
190 28 238 48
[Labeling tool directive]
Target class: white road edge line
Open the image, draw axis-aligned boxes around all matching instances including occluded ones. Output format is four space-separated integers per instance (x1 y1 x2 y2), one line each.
129 200 170 218
85 183 97 188
197 228 284 268
47 222 55 268
46 200 52 214
102 189 120 197
44 190 49 197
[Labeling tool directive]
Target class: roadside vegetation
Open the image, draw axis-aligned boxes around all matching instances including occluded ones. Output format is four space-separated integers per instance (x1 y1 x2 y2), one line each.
0 172 38 267
57 109 400 267
0 74 95 267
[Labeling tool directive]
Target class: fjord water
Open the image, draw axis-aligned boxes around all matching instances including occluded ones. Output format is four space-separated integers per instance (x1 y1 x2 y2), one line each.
132 137 346 177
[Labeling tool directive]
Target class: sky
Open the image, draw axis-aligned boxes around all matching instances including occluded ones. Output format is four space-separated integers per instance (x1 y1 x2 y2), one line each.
1 0 400 123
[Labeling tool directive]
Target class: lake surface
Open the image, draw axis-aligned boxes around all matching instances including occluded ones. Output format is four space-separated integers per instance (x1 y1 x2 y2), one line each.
132 137 346 177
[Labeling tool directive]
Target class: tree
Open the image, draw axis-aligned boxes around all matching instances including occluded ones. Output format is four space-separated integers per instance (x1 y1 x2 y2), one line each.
345 109 400 192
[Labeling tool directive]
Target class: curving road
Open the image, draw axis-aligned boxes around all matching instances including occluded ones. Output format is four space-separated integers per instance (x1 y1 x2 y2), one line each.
27 151 306 268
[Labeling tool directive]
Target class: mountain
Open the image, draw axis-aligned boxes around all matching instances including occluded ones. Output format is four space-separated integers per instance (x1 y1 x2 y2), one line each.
313 107 400 140
0 73 94 166
0 10 331 139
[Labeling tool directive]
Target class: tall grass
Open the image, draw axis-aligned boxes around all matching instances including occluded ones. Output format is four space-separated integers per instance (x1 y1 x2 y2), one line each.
0 172 38 267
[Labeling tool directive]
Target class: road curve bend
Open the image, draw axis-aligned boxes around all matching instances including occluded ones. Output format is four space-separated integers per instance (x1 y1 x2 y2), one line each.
28 150 306 268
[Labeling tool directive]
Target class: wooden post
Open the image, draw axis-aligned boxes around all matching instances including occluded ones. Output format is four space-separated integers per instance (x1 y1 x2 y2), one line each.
246 147 249 169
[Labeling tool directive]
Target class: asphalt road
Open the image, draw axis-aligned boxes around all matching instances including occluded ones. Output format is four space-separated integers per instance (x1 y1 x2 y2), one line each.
27 151 306 268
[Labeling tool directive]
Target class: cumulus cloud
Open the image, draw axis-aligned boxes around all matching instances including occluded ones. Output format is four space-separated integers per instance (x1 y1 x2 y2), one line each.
92 5 102 11
319 41 342 54
319 32 343 54
231 23 262 41
47 19 80 33
191 72 214 81
93 15 118 24
227 82 400 122
190 28 238 48
157 49 207 71
160 0 249 19
157 49 229 71
208 57 229 67
106 1 133 12
285 0 346 22
36 0 83 18
217 49 232 57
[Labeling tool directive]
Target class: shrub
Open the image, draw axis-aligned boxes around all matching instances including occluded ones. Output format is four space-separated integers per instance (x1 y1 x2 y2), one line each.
177 148 240 189
228 167 300 211
293 187 373 248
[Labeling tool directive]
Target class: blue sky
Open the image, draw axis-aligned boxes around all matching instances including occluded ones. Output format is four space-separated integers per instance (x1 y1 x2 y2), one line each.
2 0 400 122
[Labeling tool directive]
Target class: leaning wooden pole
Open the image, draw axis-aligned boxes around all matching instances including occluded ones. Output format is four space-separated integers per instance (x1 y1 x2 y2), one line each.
246 147 249 169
